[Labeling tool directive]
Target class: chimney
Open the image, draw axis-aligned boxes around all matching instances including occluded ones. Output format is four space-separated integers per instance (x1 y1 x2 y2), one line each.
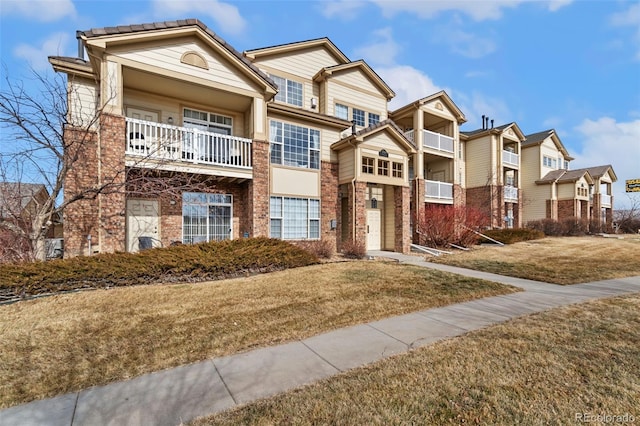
481 115 486 130
491 119 494 129
76 31 84 60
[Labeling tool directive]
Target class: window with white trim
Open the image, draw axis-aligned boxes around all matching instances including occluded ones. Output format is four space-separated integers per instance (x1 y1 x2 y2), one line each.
368 113 380 126
362 156 374 174
378 159 389 176
335 104 349 120
269 120 320 169
353 108 365 126
271 75 303 107
543 155 557 169
392 162 403 178
182 192 232 244
270 197 320 240
183 108 233 135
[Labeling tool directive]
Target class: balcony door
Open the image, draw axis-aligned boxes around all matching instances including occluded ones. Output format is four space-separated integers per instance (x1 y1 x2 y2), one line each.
126 107 158 154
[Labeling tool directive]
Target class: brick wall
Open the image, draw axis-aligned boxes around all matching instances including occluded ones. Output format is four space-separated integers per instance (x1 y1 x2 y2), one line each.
411 178 425 242
466 186 495 228
546 199 558 221
321 161 339 253
63 126 99 257
558 199 576 220
394 186 411 253
249 139 270 237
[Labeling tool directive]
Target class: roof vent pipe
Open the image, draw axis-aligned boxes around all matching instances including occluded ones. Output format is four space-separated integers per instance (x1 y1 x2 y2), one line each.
351 121 356 135
481 115 486 130
76 31 84 60
485 116 489 130
491 119 494 129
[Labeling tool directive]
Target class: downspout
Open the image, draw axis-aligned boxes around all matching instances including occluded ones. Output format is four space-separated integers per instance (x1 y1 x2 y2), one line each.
349 121 358 242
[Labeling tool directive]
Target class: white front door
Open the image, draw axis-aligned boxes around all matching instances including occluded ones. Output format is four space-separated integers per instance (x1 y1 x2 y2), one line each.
366 209 381 251
126 199 159 252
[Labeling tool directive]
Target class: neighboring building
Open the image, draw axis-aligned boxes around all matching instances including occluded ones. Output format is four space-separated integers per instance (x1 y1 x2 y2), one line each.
461 122 525 229
521 129 617 229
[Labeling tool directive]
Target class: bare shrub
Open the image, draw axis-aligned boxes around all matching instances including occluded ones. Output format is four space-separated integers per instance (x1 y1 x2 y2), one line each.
417 205 488 248
341 240 366 259
295 239 334 259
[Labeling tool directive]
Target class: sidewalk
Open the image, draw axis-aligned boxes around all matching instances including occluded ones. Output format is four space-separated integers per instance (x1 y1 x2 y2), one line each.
2 253 639 426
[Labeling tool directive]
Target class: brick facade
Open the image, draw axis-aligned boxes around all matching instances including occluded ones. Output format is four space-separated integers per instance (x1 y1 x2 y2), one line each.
465 185 496 228
411 178 425 242
394 186 411 253
558 199 576 219
320 161 339 253
248 139 270 237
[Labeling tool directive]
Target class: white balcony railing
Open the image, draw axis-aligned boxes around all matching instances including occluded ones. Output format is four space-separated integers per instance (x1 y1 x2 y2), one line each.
125 118 252 169
404 129 454 154
504 185 519 201
502 150 519 167
426 180 453 200
601 194 612 207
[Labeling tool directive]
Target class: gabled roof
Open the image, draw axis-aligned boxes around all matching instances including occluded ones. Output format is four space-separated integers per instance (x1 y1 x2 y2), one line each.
313 60 395 100
461 122 525 141
71 19 277 94
536 169 594 185
244 37 350 64
523 129 574 161
390 90 466 124
0 183 47 218
331 119 416 154
572 165 617 181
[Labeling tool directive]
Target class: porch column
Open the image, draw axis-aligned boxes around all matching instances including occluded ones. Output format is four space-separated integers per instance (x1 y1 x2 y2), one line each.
249 140 270 237
395 186 411 253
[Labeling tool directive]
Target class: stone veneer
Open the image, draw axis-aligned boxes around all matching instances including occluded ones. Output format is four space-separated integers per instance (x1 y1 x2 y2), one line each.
321 161 339 253
248 139 270 237
394 186 411 253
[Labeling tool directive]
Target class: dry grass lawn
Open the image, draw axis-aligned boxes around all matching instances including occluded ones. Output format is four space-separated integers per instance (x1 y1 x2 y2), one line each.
431 235 640 284
195 294 640 425
0 261 516 409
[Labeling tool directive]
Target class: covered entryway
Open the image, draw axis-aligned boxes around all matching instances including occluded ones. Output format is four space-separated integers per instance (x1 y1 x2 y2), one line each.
126 199 159 252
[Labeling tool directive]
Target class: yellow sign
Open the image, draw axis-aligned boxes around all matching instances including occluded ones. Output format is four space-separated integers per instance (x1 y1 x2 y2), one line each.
626 179 640 192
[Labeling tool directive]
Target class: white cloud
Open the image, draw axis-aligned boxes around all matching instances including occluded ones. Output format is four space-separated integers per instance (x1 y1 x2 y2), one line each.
0 0 76 22
436 28 497 58
14 32 71 71
371 0 571 21
377 65 444 110
572 117 640 209
352 27 400 65
608 3 640 60
321 0 366 19
151 0 246 35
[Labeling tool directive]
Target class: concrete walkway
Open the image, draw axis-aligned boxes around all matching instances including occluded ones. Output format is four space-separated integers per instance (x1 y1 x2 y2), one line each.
2 253 639 426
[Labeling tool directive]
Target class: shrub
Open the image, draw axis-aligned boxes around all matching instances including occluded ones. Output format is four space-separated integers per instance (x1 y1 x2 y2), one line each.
560 217 589 236
295 239 334 259
527 219 564 236
417 205 488 248
482 228 545 244
341 240 366 259
0 237 318 301
617 217 640 234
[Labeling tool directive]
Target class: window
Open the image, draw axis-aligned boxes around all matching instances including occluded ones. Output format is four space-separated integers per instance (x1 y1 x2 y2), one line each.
378 159 389 176
270 120 320 169
543 155 557 169
392 162 403 178
183 108 232 135
270 197 320 240
353 108 365 126
272 75 303 107
564 160 570 170
362 156 374 174
335 103 349 120
182 192 232 244
368 113 380 126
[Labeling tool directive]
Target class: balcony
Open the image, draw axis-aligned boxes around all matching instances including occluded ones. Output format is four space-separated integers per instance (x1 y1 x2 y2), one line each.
404 129 454 154
125 118 252 175
426 180 453 202
601 194 612 207
504 185 518 202
502 150 519 167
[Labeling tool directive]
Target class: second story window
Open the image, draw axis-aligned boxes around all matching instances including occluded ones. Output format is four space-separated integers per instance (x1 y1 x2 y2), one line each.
378 159 389 176
543 155 557 169
272 75 303 107
368 113 380 126
353 108 366 126
269 120 320 169
335 104 349 120
183 108 233 135
362 157 374 174
392 162 403 178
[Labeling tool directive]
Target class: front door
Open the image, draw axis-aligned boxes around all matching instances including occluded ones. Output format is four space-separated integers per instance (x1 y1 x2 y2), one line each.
366 209 381 251
126 199 159 252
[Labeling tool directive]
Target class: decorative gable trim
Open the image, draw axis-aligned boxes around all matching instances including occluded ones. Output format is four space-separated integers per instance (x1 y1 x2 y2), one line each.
180 51 209 69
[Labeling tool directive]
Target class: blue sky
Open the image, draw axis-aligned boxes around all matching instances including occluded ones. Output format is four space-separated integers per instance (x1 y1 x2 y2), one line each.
1 0 639 207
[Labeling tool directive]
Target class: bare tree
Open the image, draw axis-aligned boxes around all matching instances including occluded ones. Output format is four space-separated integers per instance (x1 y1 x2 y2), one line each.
614 193 640 234
1 68 242 261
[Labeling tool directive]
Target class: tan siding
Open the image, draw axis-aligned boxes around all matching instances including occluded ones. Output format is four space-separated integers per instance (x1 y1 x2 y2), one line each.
113 38 257 93
425 158 452 182
423 100 456 121
271 167 320 197
540 139 560 175
338 150 355 184
69 77 98 128
252 47 341 80
558 182 576 199
327 81 387 120
465 135 495 187
333 69 380 95
384 186 395 250
521 145 548 223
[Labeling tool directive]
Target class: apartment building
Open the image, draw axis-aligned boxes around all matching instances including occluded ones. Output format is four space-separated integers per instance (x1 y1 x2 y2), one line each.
49 19 617 257
461 121 525 229
521 130 617 228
